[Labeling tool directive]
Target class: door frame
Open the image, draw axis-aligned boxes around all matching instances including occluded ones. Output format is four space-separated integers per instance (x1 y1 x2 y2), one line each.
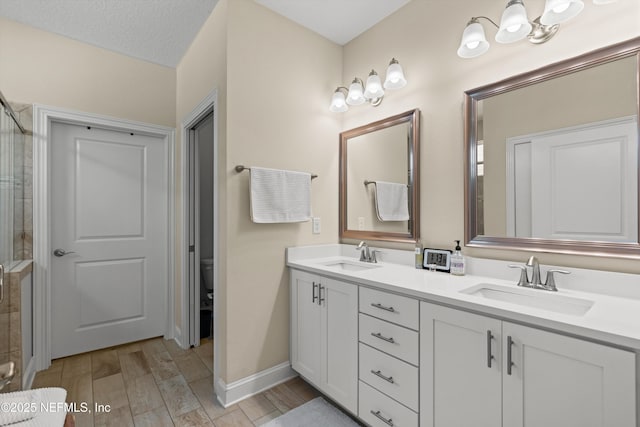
179 90 219 375
32 104 176 370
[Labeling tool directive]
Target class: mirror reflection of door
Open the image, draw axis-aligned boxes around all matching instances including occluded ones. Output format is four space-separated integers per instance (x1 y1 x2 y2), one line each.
477 54 638 242
505 117 638 242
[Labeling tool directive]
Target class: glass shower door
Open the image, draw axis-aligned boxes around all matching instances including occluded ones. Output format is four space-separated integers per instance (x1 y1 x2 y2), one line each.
0 102 15 269
0 97 24 391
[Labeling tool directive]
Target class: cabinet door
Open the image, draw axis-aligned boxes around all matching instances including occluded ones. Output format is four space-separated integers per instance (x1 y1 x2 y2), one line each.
321 278 358 414
290 270 322 383
420 302 502 427
502 322 636 427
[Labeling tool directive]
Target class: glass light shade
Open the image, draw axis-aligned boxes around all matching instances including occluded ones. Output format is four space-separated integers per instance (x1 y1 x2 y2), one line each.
364 71 384 99
496 1 533 43
457 21 490 58
329 90 348 113
346 80 365 105
592 0 616 4
541 0 584 25
384 60 407 89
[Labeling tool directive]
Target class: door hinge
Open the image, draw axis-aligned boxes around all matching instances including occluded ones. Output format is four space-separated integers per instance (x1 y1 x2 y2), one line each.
189 245 195 253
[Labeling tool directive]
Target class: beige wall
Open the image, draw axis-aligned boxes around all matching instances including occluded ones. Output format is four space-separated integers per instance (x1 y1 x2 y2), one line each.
0 17 175 127
176 0 229 371
177 0 342 383
342 0 640 273
223 0 341 382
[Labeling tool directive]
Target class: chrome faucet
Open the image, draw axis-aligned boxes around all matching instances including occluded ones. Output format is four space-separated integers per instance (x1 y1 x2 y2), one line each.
526 256 543 287
508 256 570 292
0 362 15 391
356 241 377 263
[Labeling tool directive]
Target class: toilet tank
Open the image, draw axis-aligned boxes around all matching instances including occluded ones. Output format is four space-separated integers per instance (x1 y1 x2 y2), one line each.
200 258 214 291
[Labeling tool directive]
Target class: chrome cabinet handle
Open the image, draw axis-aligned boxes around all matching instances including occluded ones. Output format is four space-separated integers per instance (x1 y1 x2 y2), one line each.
371 302 395 313
487 330 494 368
312 282 318 304
370 369 394 384
371 332 395 344
318 284 325 304
53 248 76 257
507 336 514 375
370 410 394 426
0 264 4 303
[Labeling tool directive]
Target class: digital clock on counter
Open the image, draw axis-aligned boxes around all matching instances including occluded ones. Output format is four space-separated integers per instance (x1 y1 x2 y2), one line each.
422 248 452 272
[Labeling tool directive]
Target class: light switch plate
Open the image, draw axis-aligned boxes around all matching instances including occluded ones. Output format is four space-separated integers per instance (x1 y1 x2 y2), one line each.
312 217 321 234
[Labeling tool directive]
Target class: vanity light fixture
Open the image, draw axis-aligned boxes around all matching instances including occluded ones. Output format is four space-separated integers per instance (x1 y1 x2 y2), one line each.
457 0 616 59
329 58 407 113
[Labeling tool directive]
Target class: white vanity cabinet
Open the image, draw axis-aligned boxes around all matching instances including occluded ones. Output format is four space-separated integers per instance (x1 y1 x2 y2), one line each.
420 302 502 427
359 287 420 427
420 301 637 427
290 269 358 414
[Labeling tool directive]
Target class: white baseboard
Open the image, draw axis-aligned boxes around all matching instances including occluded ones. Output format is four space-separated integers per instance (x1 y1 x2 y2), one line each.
172 326 188 350
215 362 297 408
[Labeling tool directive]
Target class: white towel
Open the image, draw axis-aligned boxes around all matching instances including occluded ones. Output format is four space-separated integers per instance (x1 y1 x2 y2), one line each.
374 181 410 221
250 167 311 223
0 387 67 427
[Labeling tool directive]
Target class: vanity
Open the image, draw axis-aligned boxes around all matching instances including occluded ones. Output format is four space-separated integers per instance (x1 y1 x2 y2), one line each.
293 36 640 427
287 244 639 427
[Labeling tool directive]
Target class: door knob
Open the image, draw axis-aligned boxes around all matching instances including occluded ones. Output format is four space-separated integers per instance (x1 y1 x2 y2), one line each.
53 249 75 257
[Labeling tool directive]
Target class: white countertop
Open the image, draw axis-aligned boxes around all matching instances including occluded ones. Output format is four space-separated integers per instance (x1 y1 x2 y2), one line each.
287 244 640 350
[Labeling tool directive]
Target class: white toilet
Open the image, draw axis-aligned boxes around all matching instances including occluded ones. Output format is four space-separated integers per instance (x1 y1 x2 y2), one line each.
200 258 214 303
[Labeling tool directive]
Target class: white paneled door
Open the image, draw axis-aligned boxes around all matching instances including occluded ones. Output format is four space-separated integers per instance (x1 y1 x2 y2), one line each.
50 122 168 358
506 117 637 241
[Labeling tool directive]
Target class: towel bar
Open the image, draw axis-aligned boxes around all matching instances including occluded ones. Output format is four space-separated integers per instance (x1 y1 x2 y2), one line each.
365 180 408 187
235 165 318 179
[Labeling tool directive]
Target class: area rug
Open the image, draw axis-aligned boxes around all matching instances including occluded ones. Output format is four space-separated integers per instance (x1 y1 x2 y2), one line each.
262 397 360 427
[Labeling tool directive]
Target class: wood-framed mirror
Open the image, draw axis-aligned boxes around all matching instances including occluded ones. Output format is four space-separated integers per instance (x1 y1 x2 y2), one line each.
465 37 640 257
340 109 420 243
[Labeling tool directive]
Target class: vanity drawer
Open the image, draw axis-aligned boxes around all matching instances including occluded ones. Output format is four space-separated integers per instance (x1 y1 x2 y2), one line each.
360 287 419 330
359 313 419 366
359 343 418 411
359 381 418 427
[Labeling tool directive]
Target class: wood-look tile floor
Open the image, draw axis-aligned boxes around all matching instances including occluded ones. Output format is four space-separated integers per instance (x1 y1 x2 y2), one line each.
32 337 320 427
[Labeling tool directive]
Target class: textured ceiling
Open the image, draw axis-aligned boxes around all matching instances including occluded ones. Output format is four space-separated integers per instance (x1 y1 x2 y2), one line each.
0 0 220 68
0 0 411 68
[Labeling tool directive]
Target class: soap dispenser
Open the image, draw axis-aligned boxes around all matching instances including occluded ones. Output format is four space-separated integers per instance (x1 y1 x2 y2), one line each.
415 238 423 269
450 240 465 276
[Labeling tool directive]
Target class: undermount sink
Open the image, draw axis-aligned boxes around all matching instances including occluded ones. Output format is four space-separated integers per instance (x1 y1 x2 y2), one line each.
321 260 381 272
461 283 594 316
